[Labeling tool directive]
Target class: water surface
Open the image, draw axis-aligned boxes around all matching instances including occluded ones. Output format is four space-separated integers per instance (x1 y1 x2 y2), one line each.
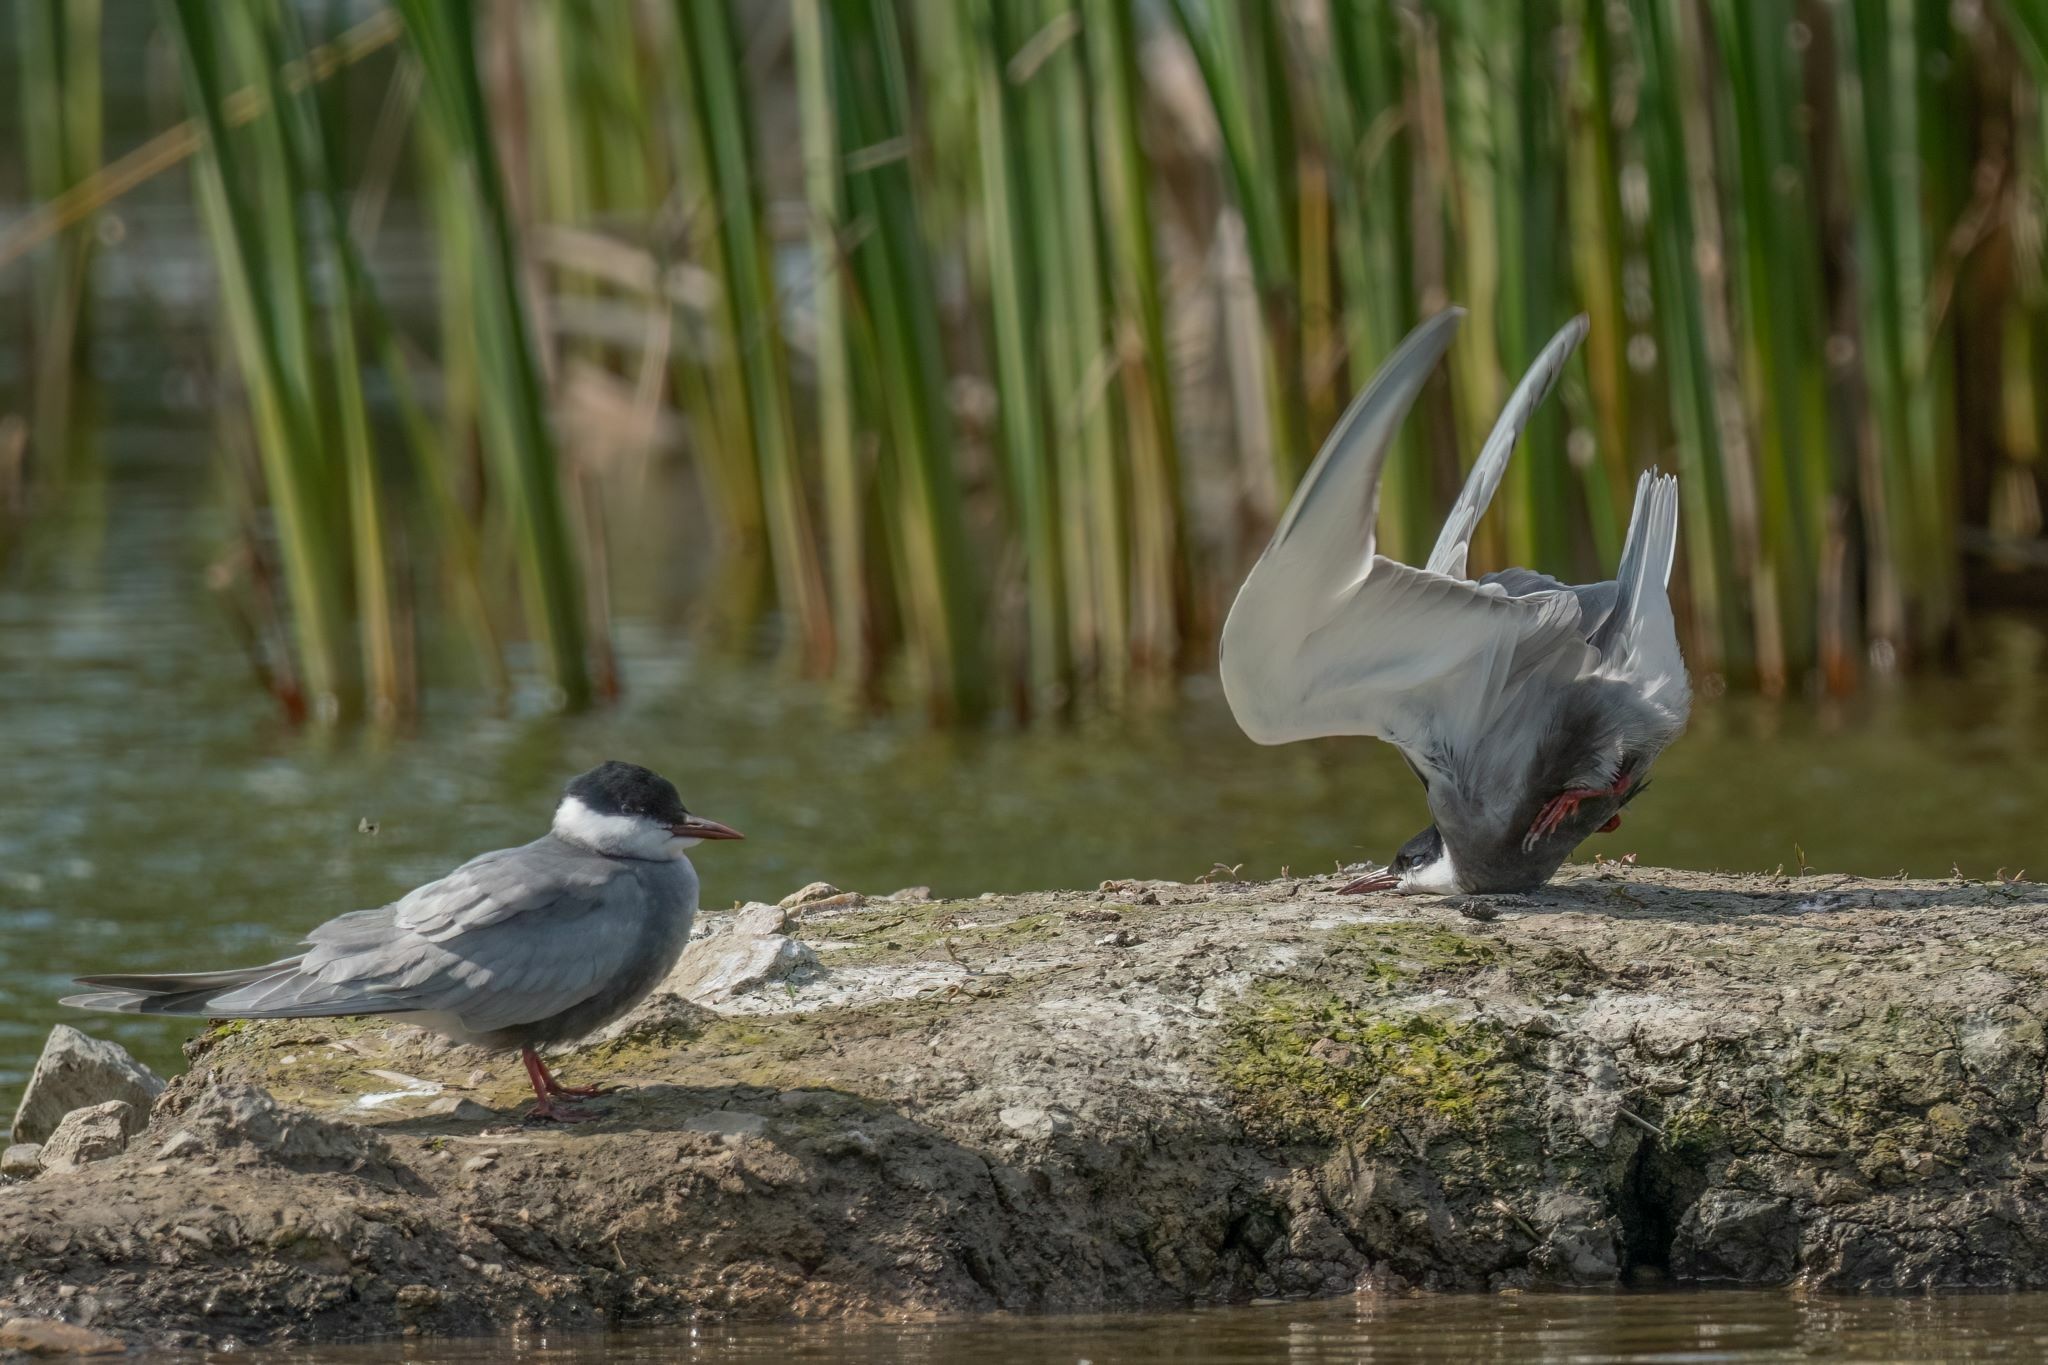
167 1292 2048 1362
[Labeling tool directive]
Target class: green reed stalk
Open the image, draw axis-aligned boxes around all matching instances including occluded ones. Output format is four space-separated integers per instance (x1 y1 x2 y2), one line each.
1707 0 1829 687
670 0 834 673
397 0 593 709
166 0 349 721
1041 0 1129 702
1013 2 1101 682
831 0 989 720
1626 0 1740 676
1562 0 1634 564
262 0 403 721
14 0 101 482
648 2 766 619
1084 0 1188 675
1166 0 1306 498
1830 0 1930 660
793 0 871 699
1321 0 1428 564
970 0 1070 710
1485 0 1572 572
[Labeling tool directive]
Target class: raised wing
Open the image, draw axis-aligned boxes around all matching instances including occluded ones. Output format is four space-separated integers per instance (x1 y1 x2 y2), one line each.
1220 309 1596 765
1425 315 1588 579
1591 469 1687 700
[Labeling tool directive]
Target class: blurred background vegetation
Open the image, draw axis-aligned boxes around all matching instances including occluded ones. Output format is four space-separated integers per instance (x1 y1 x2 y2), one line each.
4 0 2047 729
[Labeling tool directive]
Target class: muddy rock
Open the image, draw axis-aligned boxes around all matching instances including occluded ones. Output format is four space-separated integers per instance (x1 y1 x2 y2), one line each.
1 1145 43 1181
162 1083 392 1175
36 1104 133 1174
1671 1190 1800 1284
10 1026 163 1146
3 866 2048 1346
659 908 820 1006
0 1316 127 1356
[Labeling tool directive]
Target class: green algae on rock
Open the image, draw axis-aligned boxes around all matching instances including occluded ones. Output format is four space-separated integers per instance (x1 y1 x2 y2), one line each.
3 866 2047 1349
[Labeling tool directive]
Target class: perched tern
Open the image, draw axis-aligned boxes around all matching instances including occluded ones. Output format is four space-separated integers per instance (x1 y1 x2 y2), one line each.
63 761 743 1122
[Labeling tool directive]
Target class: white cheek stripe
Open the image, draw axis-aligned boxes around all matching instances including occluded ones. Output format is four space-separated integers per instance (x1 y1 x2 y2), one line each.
552 796 684 859
1400 847 1461 894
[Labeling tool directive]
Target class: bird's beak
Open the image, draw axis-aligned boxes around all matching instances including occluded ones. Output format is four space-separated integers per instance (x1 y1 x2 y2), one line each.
672 814 745 841
1338 870 1399 894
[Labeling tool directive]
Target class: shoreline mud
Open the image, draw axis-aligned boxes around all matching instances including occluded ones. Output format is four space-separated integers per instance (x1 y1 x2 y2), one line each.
3 864 2046 1349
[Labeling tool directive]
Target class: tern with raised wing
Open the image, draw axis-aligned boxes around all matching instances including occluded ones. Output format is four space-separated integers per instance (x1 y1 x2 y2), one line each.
1220 308 1690 894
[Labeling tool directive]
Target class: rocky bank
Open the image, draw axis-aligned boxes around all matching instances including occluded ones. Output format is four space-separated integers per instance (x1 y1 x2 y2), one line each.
3 864 2048 1350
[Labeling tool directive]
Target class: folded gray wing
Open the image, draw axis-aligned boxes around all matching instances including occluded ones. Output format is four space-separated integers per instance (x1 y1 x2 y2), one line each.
1221 308 1597 766
200 840 654 1035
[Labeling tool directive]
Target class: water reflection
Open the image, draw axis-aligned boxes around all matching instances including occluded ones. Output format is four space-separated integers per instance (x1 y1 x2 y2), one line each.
177 1291 2048 1363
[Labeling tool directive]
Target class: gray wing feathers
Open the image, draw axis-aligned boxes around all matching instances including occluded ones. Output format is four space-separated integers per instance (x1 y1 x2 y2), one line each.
1221 307 1596 753
65 839 664 1035
1591 469 1681 670
1266 307 1464 572
1424 315 1587 580
68 961 300 996
1480 568 1620 641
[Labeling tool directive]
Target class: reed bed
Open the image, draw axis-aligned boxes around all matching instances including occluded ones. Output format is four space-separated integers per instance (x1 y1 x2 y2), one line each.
6 0 2046 723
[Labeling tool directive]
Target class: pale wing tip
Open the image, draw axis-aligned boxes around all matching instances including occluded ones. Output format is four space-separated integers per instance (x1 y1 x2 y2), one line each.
59 991 143 1012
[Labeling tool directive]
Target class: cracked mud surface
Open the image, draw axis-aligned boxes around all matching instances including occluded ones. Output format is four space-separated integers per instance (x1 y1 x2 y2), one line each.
3 864 2046 1348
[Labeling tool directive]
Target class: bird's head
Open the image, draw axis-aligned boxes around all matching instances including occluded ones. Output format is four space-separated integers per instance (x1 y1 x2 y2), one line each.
553 760 744 860
1346 825 1459 894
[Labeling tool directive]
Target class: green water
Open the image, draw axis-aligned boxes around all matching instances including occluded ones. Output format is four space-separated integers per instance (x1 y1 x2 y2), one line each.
1 418 2045 1087
170 1292 2048 1362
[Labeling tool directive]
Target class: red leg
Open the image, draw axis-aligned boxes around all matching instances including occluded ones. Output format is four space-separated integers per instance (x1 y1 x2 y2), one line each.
1524 772 1633 851
522 1044 614 1098
1597 814 1622 834
520 1045 602 1123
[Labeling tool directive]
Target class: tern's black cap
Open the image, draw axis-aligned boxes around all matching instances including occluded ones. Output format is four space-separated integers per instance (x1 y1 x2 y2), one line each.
1391 825 1444 874
564 761 690 824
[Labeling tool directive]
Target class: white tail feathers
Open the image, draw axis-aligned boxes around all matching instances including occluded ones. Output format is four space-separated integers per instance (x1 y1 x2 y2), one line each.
1620 469 1680 595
